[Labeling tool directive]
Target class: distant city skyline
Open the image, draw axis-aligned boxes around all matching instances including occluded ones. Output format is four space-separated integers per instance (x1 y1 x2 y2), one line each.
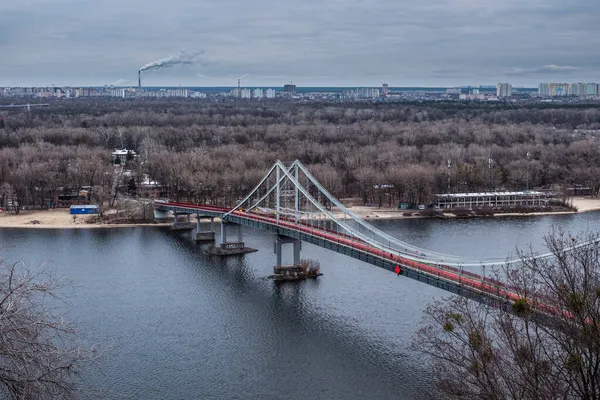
1 0 598 87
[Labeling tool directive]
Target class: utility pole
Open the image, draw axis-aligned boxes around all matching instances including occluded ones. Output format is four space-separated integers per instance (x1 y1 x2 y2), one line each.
488 158 493 191
526 152 531 191
447 159 451 192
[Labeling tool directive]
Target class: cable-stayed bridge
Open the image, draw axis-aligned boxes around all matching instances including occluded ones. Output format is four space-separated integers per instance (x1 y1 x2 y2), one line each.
155 160 598 313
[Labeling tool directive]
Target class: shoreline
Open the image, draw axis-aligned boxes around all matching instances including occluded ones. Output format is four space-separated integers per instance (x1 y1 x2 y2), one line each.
0 209 171 229
0 197 598 229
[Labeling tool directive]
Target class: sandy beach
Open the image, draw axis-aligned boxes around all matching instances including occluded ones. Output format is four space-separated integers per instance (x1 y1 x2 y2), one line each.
570 197 600 212
0 209 169 229
0 197 598 229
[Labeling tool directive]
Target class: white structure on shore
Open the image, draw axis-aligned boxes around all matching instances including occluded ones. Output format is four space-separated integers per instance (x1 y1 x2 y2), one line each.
434 191 552 210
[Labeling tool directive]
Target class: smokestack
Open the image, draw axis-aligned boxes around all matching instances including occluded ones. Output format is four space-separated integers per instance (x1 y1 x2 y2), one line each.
138 70 141 88
238 78 240 88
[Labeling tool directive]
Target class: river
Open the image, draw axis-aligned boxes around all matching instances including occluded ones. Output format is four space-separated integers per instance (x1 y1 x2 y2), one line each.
1 212 600 399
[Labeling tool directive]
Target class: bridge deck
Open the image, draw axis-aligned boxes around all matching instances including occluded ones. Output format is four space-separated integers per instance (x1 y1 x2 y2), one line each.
155 201 519 309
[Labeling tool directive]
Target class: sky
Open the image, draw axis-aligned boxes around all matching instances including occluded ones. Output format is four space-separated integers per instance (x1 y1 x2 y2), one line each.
1 0 599 87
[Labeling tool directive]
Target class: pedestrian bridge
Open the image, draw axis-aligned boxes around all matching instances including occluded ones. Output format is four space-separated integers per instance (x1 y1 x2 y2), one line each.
155 160 596 316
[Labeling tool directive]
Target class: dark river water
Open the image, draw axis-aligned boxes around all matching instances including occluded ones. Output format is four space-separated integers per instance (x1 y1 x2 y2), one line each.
1 212 600 399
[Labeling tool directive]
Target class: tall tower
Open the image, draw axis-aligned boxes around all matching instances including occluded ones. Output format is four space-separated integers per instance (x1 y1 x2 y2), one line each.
138 70 141 88
382 83 389 97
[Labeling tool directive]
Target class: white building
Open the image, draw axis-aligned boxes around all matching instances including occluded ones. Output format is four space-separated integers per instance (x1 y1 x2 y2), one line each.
240 88 252 99
496 83 512 98
570 83 586 96
111 149 136 164
343 87 380 99
165 89 189 98
252 88 264 99
265 88 276 99
360 87 380 98
110 89 125 98
435 191 551 210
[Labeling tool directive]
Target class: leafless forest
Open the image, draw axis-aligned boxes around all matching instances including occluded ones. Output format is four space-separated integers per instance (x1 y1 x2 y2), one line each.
1 99 600 209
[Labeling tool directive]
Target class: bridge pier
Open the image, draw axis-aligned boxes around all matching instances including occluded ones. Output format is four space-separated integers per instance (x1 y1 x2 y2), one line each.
204 221 257 255
171 212 194 231
274 235 302 267
153 208 171 221
269 235 319 281
220 221 245 248
194 215 215 242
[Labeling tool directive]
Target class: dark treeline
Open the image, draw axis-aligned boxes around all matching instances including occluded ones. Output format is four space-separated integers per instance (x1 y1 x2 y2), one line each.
1 99 600 209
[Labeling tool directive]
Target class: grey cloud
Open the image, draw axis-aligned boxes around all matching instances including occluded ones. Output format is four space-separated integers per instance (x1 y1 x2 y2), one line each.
507 65 580 76
0 0 599 86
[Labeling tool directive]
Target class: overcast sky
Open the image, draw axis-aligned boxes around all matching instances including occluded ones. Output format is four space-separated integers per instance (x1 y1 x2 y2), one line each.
1 0 599 87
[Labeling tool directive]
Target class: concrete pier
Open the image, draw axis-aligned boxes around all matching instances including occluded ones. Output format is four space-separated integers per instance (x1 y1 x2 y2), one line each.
171 213 194 231
274 235 302 268
204 221 257 255
194 215 215 242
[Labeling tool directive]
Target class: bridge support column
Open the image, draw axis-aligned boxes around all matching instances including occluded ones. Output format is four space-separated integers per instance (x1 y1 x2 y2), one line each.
205 221 256 255
270 235 318 281
220 221 244 247
194 215 215 242
274 235 302 267
171 212 194 231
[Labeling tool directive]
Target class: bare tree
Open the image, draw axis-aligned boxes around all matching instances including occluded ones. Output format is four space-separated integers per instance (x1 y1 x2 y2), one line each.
0 259 87 399
413 229 600 400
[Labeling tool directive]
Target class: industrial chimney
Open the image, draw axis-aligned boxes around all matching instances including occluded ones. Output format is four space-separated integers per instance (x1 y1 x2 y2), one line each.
138 70 141 88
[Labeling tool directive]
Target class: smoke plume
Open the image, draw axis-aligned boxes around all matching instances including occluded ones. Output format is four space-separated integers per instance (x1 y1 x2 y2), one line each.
139 50 206 72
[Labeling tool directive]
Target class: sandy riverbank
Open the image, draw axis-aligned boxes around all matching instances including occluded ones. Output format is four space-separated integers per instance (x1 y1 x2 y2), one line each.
0 207 408 229
0 197 598 229
571 197 600 212
0 209 170 229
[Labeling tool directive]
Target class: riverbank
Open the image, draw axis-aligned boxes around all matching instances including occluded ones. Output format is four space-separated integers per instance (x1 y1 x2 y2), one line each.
0 209 170 229
349 197 600 219
1 197 598 229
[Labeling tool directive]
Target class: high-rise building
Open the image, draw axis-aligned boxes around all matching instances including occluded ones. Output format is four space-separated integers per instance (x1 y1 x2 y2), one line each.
382 83 389 97
252 88 263 99
283 84 296 93
538 83 549 96
564 83 599 96
360 87 380 98
241 88 251 99
546 83 569 96
110 89 125 98
265 89 276 99
496 83 512 98
570 83 586 96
